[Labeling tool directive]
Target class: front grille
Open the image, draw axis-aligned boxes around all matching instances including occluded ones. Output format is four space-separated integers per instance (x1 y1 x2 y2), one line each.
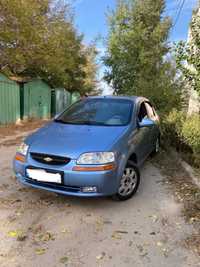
30 153 71 166
25 177 81 193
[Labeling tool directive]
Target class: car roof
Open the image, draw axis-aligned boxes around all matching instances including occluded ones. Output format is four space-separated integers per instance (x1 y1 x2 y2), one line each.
87 95 149 104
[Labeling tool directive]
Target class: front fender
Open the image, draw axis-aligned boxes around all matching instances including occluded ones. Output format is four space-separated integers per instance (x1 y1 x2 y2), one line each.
112 128 138 187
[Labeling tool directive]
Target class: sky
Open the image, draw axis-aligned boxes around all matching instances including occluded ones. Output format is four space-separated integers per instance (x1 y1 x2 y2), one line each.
72 0 199 93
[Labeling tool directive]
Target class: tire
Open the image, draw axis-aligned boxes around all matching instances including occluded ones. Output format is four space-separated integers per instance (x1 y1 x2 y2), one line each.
113 161 140 201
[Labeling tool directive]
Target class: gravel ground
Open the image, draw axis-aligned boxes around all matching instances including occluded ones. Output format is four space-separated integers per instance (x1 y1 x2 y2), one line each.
0 127 199 267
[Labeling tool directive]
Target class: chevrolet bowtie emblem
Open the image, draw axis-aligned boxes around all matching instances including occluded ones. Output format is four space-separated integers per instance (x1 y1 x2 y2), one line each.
44 157 53 162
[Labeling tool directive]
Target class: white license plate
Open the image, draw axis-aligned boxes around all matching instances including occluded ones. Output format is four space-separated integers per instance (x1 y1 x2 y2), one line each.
27 169 62 184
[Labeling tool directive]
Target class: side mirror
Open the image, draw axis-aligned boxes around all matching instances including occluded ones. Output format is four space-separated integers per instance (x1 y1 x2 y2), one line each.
139 118 155 128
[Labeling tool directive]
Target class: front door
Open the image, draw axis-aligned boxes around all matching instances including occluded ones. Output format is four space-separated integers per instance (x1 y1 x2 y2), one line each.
133 101 152 164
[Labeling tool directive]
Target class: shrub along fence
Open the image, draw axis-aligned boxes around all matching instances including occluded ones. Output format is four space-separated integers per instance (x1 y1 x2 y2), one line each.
0 73 81 125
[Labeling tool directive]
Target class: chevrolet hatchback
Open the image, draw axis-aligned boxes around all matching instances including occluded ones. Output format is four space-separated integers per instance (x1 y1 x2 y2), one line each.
13 96 160 201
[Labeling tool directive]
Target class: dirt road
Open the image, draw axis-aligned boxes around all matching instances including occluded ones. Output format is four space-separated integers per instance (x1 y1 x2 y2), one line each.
0 129 199 267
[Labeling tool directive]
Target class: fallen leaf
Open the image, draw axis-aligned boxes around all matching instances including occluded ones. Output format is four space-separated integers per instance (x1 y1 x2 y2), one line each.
35 248 46 255
8 230 25 240
112 232 122 240
7 215 17 222
96 252 106 260
11 199 22 204
136 245 144 253
115 230 128 234
8 231 18 237
37 232 55 242
61 228 71 234
32 224 44 234
59 256 69 264
15 212 22 217
189 217 196 223
140 252 148 257
129 241 133 247
136 245 148 257
150 232 156 235
157 241 163 247
95 219 104 231
17 233 27 242
149 215 158 223
162 248 169 258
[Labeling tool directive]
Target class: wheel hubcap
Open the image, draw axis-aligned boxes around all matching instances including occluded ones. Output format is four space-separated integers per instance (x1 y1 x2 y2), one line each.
118 167 137 197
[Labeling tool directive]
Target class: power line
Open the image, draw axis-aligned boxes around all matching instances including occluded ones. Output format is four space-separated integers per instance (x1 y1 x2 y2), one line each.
172 0 183 16
172 0 186 28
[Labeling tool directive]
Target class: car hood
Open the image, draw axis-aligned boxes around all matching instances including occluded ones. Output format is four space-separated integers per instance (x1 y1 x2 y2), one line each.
26 122 128 159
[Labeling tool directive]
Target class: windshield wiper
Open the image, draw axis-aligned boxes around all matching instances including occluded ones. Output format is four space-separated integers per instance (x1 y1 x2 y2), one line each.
54 119 110 126
72 120 109 126
54 119 67 124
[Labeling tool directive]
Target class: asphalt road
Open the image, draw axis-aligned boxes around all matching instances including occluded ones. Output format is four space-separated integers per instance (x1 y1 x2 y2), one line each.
0 136 199 267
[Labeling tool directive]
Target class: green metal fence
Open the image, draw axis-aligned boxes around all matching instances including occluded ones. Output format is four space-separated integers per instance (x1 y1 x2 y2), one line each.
0 74 20 125
0 72 83 124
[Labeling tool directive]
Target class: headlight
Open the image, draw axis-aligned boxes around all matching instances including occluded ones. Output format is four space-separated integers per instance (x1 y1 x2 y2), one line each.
77 152 115 165
17 142 29 156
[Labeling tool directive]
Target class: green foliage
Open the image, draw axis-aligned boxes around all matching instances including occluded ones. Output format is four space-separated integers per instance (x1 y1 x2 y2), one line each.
104 0 182 112
175 9 200 97
161 109 185 146
162 110 200 167
81 45 100 95
0 0 98 94
182 114 200 154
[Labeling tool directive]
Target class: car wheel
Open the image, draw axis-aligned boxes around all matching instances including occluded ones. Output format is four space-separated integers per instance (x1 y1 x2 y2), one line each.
113 161 140 201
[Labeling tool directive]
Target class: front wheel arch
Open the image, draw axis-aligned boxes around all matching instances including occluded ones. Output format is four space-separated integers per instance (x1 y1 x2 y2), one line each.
112 160 140 201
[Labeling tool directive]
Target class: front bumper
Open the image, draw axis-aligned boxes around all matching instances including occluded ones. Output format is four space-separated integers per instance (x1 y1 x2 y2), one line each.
13 157 119 197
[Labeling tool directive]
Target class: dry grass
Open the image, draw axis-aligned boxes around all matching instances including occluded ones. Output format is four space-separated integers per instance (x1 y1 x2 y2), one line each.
0 119 49 139
152 149 200 256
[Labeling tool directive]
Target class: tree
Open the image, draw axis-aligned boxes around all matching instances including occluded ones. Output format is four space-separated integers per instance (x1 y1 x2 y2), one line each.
104 0 182 111
81 45 102 95
175 8 200 97
0 0 98 94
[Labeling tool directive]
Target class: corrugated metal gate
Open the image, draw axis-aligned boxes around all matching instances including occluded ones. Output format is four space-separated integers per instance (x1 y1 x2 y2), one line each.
22 79 51 119
51 88 72 116
71 92 81 104
0 74 20 125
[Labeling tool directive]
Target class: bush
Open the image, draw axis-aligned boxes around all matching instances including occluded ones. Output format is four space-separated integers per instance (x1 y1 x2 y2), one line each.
162 110 200 168
182 114 200 154
161 109 185 147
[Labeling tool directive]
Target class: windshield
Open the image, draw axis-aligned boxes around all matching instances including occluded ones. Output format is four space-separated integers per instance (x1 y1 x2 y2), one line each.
55 98 133 126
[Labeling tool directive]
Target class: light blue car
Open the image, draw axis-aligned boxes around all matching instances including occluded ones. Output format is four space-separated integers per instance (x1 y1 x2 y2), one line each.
13 96 160 201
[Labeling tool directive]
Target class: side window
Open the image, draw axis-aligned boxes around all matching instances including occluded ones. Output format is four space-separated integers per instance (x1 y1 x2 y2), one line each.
138 102 148 122
145 102 158 121
145 102 155 120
